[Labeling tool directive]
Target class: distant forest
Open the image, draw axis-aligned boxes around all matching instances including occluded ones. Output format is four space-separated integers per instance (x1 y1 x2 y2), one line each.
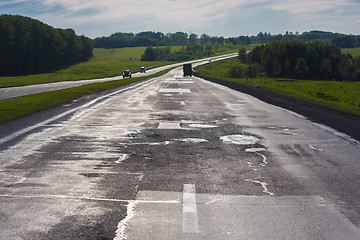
0 15 94 76
94 31 360 49
234 41 360 81
140 45 231 62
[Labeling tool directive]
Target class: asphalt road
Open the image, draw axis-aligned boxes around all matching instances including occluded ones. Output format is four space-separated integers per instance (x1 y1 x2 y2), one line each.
1 68 360 239
0 53 237 100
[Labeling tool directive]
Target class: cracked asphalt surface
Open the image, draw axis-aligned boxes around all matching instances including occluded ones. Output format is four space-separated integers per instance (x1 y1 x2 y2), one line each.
1 68 360 239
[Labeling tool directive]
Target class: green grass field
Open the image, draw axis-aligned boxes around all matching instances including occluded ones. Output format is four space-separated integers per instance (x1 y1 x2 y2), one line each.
0 68 173 124
0 47 178 88
341 47 360 57
196 58 360 115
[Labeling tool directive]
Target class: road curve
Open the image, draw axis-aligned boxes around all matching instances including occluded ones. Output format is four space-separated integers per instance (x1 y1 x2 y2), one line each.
0 53 238 100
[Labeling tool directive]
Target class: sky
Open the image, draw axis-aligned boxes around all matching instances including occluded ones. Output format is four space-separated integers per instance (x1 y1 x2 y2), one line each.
1 0 360 39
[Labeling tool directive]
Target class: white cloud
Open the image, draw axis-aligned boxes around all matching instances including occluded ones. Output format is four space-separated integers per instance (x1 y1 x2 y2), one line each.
268 0 360 34
34 0 266 36
3 0 360 37
37 0 264 25
266 0 355 13
0 0 26 7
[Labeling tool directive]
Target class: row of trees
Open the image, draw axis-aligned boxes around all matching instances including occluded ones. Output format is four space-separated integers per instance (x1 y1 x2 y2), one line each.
95 30 360 49
0 15 94 76
249 31 360 48
234 41 360 81
94 32 227 48
141 45 222 61
331 35 360 48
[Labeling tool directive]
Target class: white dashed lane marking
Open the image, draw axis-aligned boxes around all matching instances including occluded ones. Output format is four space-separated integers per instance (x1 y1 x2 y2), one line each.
183 184 199 233
158 122 181 129
159 88 191 93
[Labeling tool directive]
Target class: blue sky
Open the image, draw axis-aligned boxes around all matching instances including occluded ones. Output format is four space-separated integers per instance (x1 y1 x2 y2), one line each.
1 0 360 39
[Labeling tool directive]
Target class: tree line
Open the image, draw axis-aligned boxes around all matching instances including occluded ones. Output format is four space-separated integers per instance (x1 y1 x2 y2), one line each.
94 30 360 49
249 31 360 48
94 32 227 48
0 15 94 76
140 45 220 61
233 41 360 81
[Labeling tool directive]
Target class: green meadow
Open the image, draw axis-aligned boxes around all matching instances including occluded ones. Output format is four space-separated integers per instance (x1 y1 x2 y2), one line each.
341 47 360 57
0 68 173 124
0 47 178 88
196 58 360 115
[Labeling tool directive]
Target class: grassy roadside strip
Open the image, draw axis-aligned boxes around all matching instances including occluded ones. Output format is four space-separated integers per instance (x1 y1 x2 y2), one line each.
0 46 243 88
0 61 171 88
195 59 360 116
208 77 359 116
0 68 173 124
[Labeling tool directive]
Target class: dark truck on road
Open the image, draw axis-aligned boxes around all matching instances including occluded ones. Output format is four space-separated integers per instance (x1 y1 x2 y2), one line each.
183 64 192 77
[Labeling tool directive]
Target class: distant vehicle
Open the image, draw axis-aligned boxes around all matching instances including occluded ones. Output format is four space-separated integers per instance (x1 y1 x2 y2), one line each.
140 67 146 73
183 64 192 77
123 70 132 78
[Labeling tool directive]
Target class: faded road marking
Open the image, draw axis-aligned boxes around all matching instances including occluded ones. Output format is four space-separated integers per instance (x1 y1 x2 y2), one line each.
175 138 208 143
159 88 191 93
158 122 181 129
220 134 259 145
0 78 156 146
183 184 199 233
188 124 217 129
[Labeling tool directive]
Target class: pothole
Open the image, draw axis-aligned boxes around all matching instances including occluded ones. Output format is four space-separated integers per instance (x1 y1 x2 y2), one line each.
220 134 259 145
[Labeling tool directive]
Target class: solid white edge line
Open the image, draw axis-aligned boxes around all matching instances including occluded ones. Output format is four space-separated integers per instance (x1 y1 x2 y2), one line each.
0 78 156 146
